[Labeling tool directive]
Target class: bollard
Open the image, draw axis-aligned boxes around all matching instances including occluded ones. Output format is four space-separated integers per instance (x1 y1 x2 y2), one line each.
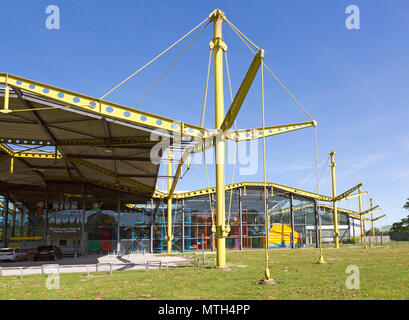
0 267 2 277
165 261 168 271
20 267 24 279
145 261 148 272
86 265 90 276
109 263 112 275
96 264 99 272
159 261 162 270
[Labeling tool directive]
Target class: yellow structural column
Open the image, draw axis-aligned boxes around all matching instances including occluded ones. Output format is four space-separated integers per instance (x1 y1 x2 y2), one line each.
210 9 229 269
329 151 340 248
167 152 173 254
370 198 374 248
4 83 9 112
358 187 367 249
1 74 11 114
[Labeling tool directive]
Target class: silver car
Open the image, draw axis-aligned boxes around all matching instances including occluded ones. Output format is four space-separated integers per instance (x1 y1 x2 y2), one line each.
0 248 28 262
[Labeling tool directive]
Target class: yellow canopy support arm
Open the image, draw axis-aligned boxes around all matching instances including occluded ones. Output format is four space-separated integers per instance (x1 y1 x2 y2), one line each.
338 191 368 201
359 205 381 216
167 136 214 198
225 121 316 141
373 214 386 221
334 183 363 202
220 50 264 132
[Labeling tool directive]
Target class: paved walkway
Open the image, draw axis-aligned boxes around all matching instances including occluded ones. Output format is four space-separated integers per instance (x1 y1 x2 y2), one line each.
0 254 191 277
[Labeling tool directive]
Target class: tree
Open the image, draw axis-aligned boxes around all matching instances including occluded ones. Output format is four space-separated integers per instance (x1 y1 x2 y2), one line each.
404 198 409 210
366 228 382 236
390 200 409 232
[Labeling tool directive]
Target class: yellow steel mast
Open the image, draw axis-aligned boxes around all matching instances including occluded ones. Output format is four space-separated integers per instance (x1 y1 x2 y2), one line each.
167 152 173 254
358 186 367 249
370 198 374 248
329 151 340 248
210 9 229 268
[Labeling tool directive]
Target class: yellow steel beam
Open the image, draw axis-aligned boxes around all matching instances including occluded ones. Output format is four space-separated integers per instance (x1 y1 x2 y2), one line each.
220 50 264 132
359 205 380 216
69 158 153 194
334 183 362 202
226 121 316 141
0 142 61 159
349 213 385 222
349 214 372 222
80 177 152 196
319 204 360 216
339 191 368 201
0 73 213 140
373 214 386 221
0 136 159 146
273 203 363 218
0 142 14 156
156 181 333 202
13 152 62 160
168 136 214 198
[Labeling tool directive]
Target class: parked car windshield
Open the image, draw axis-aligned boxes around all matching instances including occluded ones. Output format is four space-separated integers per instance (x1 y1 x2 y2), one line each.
37 246 53 251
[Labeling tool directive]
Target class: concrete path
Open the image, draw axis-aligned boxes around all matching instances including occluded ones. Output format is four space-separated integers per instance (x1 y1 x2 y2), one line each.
0 254 191 277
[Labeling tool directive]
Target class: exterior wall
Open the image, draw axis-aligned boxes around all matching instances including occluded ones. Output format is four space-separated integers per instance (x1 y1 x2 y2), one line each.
1 187 352 255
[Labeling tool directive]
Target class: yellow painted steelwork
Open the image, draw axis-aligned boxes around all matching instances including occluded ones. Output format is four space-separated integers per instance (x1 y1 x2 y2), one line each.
329 151 340 248
167 152 173 254
69 157 153 193
334 183 362 202
226 121 315 141
210 9 229 269
358 186 367 249
220 50 263 132
0 142 14 156
0 136 161 147
339 191 368 201
156 181 333 202
3 82 10 113
359 205 380 216
0 73 212 140
370 198 374 248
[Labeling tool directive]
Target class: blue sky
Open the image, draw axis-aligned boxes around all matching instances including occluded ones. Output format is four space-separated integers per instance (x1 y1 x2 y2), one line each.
0 0 408 228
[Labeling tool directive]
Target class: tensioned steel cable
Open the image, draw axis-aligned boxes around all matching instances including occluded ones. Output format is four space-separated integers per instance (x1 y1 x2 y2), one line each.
100 17 210 100
225 51 239 227
134 21 210 107
261 62 272 280
224 18 315 123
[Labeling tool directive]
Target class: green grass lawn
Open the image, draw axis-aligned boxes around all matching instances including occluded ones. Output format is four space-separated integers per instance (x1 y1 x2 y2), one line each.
0 246 408 300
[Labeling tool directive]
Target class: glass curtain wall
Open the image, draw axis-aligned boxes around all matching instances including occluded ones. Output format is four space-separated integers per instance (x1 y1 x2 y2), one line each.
318 206 350 243
183 195 213 252
0 186 354 254
119 201 153 254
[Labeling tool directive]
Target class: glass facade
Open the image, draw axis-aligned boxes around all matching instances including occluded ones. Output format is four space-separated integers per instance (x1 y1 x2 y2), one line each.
0 186 352 254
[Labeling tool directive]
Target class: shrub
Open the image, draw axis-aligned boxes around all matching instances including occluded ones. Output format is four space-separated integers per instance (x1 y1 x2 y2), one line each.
342 237 360 244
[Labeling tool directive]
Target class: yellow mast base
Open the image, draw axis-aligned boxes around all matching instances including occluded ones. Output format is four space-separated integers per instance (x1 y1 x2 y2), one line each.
317 254 326 264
